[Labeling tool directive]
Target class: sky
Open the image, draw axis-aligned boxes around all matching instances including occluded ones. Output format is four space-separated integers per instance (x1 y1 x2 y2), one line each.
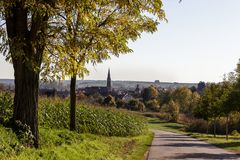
1 0 240 83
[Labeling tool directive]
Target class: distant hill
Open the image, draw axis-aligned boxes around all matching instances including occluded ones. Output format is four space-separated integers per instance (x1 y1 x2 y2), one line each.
0 79 14 85
0 79 197 91
74 80 197 90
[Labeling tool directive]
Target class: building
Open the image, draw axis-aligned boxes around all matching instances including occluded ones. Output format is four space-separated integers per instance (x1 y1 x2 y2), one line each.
81 69 112 96
107 68 112 91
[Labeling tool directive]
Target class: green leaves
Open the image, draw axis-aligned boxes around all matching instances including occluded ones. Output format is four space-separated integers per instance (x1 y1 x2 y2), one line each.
41 0 165 80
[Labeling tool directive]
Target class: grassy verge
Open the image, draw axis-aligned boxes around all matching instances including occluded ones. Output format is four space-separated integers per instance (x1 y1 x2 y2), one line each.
148 117 240 153
0 125 153 160
147 117 185 134
188 133 240 153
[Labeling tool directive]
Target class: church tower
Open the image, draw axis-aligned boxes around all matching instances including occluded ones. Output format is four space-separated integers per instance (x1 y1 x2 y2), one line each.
107 68 112 91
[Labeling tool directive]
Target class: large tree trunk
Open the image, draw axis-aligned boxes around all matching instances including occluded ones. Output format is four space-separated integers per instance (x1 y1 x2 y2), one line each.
5 2 48 148
70 74 77 131
13 62 40 148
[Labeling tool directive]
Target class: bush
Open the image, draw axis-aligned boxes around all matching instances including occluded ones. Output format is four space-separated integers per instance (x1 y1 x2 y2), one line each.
185 119 208 133
116 99 125 108
82 93 104 105
0 125 22 158
0 92 13 125
145 99 160 112
138 101 145 112
128 99 139 111
128 99 145 112
39 98 147 136
103 95 116 107
231 130 240 136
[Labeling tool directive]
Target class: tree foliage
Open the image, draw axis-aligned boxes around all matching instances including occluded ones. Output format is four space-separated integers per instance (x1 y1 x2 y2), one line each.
41 0 166 80
142 85 159 102
172 87 192 114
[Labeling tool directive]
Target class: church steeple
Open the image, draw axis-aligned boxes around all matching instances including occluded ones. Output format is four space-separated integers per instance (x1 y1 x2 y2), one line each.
107 68 111 90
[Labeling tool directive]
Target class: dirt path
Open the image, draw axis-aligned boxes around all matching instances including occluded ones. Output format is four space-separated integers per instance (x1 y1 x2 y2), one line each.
147 130 240 160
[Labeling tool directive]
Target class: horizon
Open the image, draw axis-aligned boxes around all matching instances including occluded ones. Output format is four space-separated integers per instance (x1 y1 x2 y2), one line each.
0 78 200 84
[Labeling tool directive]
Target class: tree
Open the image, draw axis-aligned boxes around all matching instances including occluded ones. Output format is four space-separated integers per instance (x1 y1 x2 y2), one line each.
197 81 206 95
145 99 160 112
166 100 180 122
142 85 159 102
0 1 58 147
189 86 197 93
158 89 172 106
188 92 200 116
172 87 192 114
128 99 145 111
196 83 229 137
0 0 165 147
222 66 240 140
42 0 166 131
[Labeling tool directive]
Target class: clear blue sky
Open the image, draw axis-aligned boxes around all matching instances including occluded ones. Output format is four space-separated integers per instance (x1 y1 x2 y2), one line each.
1 0 240 83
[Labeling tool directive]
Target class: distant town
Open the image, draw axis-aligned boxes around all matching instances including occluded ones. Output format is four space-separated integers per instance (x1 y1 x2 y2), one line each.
0 69 201 99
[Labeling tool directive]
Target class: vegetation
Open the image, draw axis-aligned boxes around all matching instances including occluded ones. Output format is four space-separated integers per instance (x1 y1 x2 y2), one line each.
103 95 116 107
0 125 153 160
148 117 240 153
148 117 185 134
0 0 166 146
128 99 145 112
145 99 160 112
142 85 159 102
0 92 13 125
0 94 151 159
39 98 147 137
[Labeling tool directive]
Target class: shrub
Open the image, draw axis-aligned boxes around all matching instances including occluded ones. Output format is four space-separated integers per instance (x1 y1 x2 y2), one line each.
116 99 125 108
128 99 140 111
0 92 13 125
185 119 208 133
138 101 145 112
82 93 104 105
14 121 34 147
103 95 116 107
0 125 22 157
127 99 145 112
145 99 160 112
39 99 147 137
231 130 240 136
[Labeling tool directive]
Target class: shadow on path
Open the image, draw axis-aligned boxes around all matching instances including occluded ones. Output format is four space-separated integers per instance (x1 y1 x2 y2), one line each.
149 142 216 148
172 153 239 159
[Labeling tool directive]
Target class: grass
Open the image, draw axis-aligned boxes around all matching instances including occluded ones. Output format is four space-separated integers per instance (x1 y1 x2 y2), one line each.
0 125 153 160
147 117 240 153
0 95 153 160
188 133 240 153
147 117 185 134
